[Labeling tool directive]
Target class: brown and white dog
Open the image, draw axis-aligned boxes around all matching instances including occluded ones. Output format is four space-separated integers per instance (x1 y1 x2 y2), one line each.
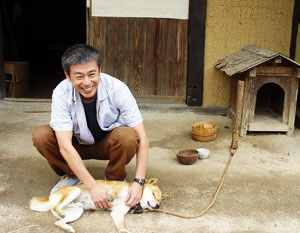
29 178 166 233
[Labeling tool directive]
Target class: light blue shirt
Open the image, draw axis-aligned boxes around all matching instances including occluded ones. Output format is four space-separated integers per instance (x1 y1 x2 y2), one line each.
50 73 143 145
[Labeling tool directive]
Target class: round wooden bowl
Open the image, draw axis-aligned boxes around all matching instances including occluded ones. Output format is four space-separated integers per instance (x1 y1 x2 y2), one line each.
176 149 198 165
192 121 217 142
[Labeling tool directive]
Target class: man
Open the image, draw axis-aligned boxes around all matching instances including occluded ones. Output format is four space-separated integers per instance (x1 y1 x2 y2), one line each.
32 44 149 209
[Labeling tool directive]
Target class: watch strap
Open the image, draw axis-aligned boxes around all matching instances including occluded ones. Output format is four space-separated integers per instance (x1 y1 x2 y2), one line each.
133 178 145 185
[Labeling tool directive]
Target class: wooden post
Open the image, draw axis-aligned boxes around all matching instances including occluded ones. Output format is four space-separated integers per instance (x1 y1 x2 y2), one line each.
231 80 245 151
0 0 6 99
240 77 251 136
186 0 207 106
290 0 300 59
287 77 299 136
86 0 91 44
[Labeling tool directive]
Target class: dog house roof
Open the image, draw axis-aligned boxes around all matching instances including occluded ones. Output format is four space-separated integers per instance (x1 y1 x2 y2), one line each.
215 45 300 77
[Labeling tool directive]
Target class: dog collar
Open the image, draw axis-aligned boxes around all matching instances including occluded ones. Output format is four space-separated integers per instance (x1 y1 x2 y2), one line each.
133 178 145 185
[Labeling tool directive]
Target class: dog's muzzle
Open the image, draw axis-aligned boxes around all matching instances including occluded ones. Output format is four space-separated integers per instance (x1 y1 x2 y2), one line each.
148 201 160 210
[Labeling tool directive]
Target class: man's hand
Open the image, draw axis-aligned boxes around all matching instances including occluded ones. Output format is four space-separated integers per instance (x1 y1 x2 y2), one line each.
125 182 143 207
89 185 112 209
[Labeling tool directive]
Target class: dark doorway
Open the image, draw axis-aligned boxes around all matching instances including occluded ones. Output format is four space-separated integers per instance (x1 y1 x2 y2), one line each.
253 83 286 130
255 83 285 117
3 0 86 98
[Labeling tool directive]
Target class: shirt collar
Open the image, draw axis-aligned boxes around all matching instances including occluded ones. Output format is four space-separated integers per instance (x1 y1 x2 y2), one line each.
97 79 108 102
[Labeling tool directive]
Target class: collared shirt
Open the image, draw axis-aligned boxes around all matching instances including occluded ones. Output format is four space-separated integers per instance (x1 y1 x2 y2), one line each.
50 72 143 145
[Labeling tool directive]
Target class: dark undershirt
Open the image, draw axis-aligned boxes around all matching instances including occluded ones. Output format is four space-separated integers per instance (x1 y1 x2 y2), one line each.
82 98 108 141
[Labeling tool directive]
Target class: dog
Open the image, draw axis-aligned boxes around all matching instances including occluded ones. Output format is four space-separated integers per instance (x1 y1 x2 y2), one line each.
29 178 166 233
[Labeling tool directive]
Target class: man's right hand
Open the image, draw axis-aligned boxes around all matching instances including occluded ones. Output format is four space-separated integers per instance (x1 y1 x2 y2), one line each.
89 185 112 209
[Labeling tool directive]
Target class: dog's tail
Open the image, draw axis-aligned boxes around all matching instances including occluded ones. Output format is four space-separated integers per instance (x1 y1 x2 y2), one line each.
30 194 62 212
29 196 52 212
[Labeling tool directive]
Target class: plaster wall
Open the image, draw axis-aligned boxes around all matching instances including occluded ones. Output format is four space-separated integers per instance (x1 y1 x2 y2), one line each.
295 24 300 63
204 0 294 106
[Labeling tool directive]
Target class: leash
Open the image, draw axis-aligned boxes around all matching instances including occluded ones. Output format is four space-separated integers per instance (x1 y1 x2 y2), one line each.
131 80 245 219
131 148 233 218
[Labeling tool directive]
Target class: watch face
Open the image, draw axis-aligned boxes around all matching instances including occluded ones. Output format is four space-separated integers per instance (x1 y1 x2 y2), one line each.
134 178 145 185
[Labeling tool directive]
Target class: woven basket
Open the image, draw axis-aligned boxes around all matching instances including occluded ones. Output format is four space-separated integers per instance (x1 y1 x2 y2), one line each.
192 121 217 142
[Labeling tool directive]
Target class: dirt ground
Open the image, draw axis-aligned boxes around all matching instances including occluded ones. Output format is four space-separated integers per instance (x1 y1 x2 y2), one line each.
0 99 300 233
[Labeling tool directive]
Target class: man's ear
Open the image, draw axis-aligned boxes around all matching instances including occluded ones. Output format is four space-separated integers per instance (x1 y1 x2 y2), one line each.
64 71 71 81
146 178 158 185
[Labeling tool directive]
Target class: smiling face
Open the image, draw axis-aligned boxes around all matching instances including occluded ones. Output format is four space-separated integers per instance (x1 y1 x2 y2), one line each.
65 60 101 103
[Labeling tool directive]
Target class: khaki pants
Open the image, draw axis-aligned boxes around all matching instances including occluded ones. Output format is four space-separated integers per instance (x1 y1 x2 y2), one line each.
32 125 139 180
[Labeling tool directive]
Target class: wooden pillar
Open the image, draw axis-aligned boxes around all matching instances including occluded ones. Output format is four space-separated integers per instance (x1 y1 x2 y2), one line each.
86 0 91 44
240 76 252 136
0 0 6 99
287 77 299 136
186 0 207 106
290 0 300 59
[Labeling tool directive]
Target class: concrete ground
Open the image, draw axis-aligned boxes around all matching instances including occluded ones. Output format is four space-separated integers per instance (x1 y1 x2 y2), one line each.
0 99 300 233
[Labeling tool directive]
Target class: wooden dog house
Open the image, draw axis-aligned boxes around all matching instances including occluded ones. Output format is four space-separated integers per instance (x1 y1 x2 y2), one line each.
215 45 300 136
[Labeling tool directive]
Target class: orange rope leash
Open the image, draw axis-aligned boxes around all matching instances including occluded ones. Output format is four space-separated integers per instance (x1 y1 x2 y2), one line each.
143 149 234 219
139 80 245 219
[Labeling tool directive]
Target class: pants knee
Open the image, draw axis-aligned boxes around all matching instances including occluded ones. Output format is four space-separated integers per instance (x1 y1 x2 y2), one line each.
110 127 139 152
32 125 53 147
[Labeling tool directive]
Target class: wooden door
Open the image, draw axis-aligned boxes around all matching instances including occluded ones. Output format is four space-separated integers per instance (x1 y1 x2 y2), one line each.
88 16 188 100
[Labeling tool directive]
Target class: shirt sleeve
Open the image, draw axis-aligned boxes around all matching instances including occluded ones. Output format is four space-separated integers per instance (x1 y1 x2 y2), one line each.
116 83 143 127
50 91 73 131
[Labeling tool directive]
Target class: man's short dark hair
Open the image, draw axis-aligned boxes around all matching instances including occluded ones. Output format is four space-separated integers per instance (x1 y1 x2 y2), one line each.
61 44 102 75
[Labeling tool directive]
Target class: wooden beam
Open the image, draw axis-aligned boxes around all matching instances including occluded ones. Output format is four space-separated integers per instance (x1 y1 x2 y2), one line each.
294 68 300 78
186 0 207 106
290 0 300 59
0 0 6 98
249 68 256 77
256 66 294 76
287 77 299 136
86 0 90 44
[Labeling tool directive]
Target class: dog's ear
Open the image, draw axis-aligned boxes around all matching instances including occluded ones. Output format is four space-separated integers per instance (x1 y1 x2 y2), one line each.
146 178 158 185
161 193 169 201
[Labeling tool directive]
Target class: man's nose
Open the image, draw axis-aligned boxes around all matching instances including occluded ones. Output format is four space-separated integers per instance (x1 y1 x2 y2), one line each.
83 76 91 85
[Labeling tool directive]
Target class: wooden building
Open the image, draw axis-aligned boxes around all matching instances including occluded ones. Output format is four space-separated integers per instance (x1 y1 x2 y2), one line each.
86 0 205 105
215 45 300 136
0 0 300 109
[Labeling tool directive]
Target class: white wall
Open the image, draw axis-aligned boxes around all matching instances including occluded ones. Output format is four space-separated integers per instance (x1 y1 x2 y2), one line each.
90 0 189 19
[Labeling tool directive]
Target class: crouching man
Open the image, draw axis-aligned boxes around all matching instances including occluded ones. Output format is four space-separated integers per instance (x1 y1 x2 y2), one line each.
32 44 149 209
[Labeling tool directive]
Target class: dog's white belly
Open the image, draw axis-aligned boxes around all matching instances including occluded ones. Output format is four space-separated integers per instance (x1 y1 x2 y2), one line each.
73 186 129 211
73 192 98 210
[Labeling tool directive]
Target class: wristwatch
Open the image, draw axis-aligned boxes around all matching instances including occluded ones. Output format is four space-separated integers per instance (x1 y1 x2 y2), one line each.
133 178 145 185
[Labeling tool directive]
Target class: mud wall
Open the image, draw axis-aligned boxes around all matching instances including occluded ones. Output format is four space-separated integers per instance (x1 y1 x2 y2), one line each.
204 0 294 106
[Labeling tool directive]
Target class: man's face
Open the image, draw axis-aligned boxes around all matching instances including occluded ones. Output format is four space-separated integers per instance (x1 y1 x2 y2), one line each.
65 60 101 103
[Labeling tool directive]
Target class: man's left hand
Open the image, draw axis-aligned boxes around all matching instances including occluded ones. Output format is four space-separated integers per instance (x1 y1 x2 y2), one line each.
125 182 143 207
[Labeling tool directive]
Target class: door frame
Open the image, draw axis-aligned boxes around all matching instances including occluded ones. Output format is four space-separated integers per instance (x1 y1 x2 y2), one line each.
186 0 207 106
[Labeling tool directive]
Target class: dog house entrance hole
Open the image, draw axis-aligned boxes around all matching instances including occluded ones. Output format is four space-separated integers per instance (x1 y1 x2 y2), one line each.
248 83 287 132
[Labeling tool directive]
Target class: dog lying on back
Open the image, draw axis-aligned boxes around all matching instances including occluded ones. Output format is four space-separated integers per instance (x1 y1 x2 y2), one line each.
29 178 166 233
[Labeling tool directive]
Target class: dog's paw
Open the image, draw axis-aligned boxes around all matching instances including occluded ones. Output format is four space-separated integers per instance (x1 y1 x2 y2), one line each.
106 193 115 203
55 222 75 233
